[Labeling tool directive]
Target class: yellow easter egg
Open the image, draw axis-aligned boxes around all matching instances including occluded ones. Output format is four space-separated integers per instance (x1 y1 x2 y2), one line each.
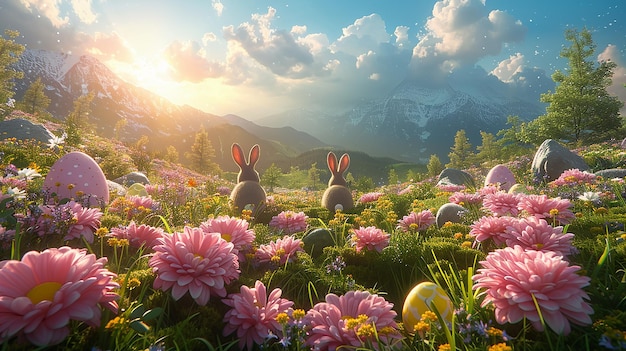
508 183 528 194
127 183 148 197
402 282 453 333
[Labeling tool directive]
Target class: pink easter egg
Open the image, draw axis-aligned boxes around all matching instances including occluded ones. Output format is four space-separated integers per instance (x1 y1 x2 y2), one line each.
484 164 516 191
43 151 109 207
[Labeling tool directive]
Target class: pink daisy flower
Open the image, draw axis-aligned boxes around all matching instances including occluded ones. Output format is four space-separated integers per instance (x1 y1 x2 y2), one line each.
350 226 390 253
0 246 119 346
64 201 102 243
358 192 384 204
397 210 436 233
551 168 598 186
518 194 575 225
469 216 518 246
437 184 466 192
255 235 305 266
502 217 575 256
200 215 255 261
269 211 309 234
109 221 165 250
473 246 593 335
482 191 521 217
222 280 294 350
449 191 483 207
304 290 402 350
149 226 240 305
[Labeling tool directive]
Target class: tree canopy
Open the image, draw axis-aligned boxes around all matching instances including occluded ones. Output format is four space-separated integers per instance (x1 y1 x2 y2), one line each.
524 28 624 145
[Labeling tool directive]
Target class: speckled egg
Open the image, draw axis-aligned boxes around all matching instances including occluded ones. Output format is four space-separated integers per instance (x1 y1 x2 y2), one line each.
402 281 453 333
43 151 109 207
484 164 516 191
127 182 148 197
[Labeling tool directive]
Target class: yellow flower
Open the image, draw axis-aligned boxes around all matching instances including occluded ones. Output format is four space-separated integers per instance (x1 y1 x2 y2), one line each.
438 343 451 351
105 316 126 330
488 343 512 351
356 324 375 338
487 327 503 337
421 311 438 322
275 312 289 324
292 309 306 320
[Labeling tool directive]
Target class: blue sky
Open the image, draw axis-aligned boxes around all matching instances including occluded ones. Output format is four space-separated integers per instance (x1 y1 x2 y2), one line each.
1 0 624 118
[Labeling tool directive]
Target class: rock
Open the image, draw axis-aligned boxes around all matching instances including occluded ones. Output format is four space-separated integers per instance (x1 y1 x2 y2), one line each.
43 151 109 207
594 168 626 179
0 118 55 144
531 139 589 182
436 168 475 188
107 180 127 196
621 138 626 149
435 203 467 227
484 164 516 191
302 228 335 259
112 171 150 186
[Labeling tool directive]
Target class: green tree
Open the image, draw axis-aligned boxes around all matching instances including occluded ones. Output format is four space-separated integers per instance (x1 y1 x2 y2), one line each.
427 154 444 177
307 162 320 190
475 131 499 164
387 168 399 185
354 176 375 192
497 115 533 158
65 92 95 146
164 145 179 163
406 169 416 182
527 28 624 144
0 30 25 119
17 77 50 116
262 163 282 192
447 130 474 169
186 127 219 174
114 118 128 140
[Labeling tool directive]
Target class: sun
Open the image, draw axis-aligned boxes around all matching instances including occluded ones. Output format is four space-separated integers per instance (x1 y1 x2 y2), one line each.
133 56 173 90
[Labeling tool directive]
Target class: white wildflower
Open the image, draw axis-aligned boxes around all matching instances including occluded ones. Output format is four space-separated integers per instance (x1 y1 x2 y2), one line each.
17 168 41 180
48 133 66 149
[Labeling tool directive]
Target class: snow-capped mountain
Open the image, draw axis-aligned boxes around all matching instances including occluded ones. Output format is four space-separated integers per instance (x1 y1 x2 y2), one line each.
259 67 552 163
14 49 225 141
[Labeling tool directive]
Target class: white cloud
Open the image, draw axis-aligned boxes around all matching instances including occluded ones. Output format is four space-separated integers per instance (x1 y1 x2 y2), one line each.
410 0 526 79
163 40 224 82
222 7 316 78
598 44 626 113
19 0 69 27
491 53 525 82
212 0 223 17
394 26 410 47
71 0 97 24
84 31 134 62
331 13 390 56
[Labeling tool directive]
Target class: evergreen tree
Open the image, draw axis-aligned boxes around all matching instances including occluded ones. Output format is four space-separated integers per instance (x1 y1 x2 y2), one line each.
65 92 95 146
131 135 152 173
387 168 399 185
17 77 50 116
0 30 25 119
186 127 219 174
476 131 499 164
447 130 474 169
497 115 533 158
527 28 624 144
307 162 320 190
406 169 416 182
427 154 444 177
114 118 128 140
262 163 282 192
164 145 179 163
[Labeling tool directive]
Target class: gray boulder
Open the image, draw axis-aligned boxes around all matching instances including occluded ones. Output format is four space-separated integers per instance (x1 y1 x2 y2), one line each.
107 180 127 196
436 203 468 228
531 139 589 182
437 168 475 188
0 118 55 144
112 171 150 186
594 168 626 179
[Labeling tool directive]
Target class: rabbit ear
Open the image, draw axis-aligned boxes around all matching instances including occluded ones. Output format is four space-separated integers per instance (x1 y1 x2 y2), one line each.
327 152 338 172
232 143 246 167
337 153 350 174
248 144 260 166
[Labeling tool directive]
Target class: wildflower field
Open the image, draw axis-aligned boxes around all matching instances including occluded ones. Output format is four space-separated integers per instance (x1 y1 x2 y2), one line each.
1 128 626 351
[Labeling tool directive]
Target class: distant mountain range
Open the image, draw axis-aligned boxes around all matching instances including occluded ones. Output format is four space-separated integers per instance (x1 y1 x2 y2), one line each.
13 49 552 173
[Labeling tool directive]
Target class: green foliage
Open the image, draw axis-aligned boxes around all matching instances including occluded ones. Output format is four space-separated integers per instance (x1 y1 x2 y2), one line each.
262 162 282 192
475 131 499 165
16 77 51 117
185 127 220 175
83 142 135 179
387 168 399 186
307 161 321 189
526 28 624 145
0 29 25 119
64 92 95 146
447 129 475 169
427 154 443 177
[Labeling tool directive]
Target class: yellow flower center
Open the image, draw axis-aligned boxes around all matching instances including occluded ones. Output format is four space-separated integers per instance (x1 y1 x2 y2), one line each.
221 233 232 242
27 282 62 304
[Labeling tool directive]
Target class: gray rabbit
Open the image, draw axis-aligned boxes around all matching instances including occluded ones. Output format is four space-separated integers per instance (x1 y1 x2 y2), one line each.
321 151 354 212
229 143 267 213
